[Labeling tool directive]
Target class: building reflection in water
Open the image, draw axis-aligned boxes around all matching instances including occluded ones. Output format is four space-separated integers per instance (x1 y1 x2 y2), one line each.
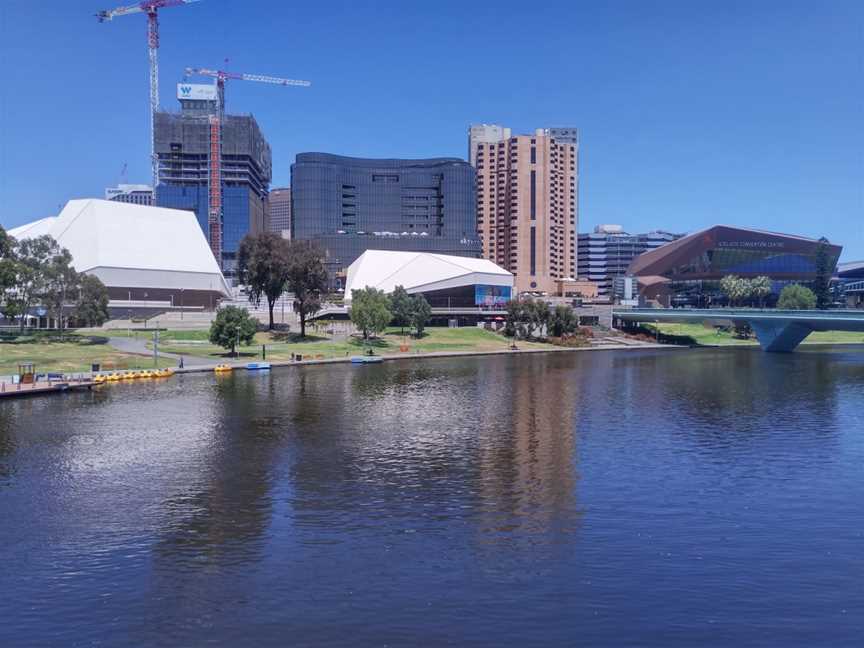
473 355 581 548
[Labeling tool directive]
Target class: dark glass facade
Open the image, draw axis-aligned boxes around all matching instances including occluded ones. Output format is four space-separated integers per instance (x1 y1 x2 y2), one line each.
628 225 842 306
291 153 481 282
154 109 271 277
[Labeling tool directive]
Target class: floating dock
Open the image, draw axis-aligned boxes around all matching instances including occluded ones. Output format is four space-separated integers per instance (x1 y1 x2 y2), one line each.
0 380 96 399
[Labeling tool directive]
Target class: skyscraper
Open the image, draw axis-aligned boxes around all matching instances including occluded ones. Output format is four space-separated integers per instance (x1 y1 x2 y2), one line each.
468 124 511 166
472 126 579 293
154 84 271 277
266 187 291 239
291 153 481 282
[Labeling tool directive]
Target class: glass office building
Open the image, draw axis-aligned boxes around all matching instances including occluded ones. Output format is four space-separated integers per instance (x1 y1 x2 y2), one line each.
291 153 481 284
154 103 271 278
577 225 683 298
628 225 842 306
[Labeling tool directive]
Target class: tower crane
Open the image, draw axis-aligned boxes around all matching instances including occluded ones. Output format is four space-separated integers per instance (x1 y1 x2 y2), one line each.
96 0 202 189
183 67 310 267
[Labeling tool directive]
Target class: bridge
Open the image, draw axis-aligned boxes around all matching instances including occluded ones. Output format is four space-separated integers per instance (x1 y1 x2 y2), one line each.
613 308 864 352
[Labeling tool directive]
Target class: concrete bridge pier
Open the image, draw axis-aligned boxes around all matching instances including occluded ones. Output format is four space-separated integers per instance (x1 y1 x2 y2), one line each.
749 320 813 353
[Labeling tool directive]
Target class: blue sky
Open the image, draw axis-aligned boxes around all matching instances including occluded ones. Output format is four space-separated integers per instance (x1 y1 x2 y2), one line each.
1 0 862 259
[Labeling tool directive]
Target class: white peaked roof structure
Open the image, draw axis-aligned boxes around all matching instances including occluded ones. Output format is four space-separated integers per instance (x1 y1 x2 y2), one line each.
9 199 230 296
344 250 513 302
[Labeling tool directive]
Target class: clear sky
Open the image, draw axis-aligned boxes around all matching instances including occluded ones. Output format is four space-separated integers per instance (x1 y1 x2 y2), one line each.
1 0 862 259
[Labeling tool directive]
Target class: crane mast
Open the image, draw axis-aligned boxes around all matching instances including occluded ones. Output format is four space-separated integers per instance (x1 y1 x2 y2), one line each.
96 0 201 189
184 67 311 269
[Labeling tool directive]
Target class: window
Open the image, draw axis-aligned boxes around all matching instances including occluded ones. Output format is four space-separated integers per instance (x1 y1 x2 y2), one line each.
372 174 399 183
530 171 536 220
530 227 536 276
530 147 536 164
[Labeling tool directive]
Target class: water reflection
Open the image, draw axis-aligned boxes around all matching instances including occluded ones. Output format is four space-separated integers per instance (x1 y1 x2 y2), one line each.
2 348 863 646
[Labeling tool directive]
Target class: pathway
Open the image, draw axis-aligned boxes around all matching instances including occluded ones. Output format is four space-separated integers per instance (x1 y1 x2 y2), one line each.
107 337 214 368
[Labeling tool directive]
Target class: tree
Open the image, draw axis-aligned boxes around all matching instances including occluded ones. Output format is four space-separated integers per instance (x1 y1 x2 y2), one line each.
409 294 431 337
777 284 816 310
750 276 772 308
813 237 833 310
349 287 392 340
0 225 16 296
42 247 79 338
75 275 110 327
720 274 752 307
7 235 59 331
505 297 545 340
238 233 291 330
390 285 414 334
548 304 578 337
285 241 328 337
530 299 551 337
209 306 258 355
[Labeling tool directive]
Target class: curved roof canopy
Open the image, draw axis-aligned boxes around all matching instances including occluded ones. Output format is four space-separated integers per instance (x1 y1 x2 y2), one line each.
628 225 842 279
9 199 230 296
344 250 512 302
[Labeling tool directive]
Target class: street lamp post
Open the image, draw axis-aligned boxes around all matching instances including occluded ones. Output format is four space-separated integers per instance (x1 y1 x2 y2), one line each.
235 325 241 359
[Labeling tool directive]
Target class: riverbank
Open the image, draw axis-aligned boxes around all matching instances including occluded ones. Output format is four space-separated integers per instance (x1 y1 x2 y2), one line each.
163 340 683 377
0 333 176 376
1 327 671 381
646 322 864 347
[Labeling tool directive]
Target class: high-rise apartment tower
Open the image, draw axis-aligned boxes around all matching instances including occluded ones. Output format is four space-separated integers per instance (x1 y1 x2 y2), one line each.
468 124 511 166
471 126 579 293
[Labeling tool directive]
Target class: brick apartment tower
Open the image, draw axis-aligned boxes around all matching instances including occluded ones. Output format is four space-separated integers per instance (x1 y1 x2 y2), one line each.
472 126 578 293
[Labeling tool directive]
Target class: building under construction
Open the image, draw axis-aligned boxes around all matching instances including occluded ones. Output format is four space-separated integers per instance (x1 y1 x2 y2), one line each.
154 86 272 277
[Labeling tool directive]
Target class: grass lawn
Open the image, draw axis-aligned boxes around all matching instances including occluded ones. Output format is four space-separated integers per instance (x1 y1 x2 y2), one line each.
650 323 864 347
155 326 549 361
0 338 175 375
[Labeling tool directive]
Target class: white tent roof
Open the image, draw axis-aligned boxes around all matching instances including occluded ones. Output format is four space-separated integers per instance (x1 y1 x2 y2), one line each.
344 250 513 302
8 199 230 296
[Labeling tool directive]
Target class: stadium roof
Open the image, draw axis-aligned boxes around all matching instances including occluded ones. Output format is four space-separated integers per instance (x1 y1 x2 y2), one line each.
9 199 230 296
344 250 512 302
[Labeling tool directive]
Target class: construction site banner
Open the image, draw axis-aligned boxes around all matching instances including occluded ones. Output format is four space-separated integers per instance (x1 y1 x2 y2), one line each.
177 83 217 100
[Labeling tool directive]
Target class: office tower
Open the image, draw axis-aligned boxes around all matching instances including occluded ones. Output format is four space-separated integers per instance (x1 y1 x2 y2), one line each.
266 187 291 239
154 84 272 276
468 124 511 166
291 153 481 282
577 225 683 298
105 184 154 206
473 128 579 293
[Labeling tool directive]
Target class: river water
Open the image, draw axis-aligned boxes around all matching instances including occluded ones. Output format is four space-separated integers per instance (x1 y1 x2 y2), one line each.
1 348 863 646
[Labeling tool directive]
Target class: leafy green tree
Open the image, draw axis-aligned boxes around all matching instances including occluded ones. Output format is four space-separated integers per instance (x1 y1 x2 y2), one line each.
720 274 752 307
531 299 551 337
42 247 79 338
506 297 546 340
0 225 16 296
75 275 110 327
777 284 817 310
750 276 772 308
548 304 578 337
285 241 328 337
350 287 392 340
390 285 414 334
209 306 258 355
238 232 291 330
409 294 431 337
7 235 59 331
813 237 833 310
